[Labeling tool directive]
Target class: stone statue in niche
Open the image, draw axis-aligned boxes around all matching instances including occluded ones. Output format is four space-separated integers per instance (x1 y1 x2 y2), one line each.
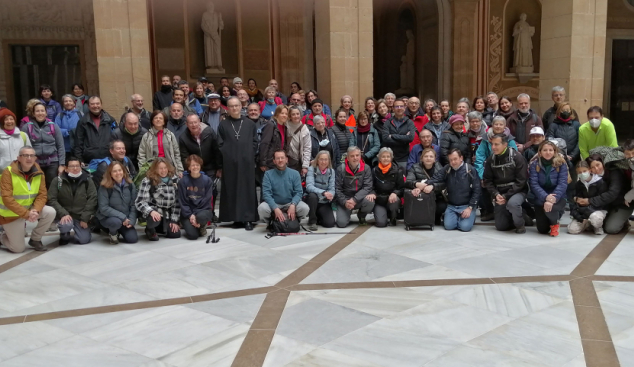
399 30 415 91
202 1 225 74
511 13 535 74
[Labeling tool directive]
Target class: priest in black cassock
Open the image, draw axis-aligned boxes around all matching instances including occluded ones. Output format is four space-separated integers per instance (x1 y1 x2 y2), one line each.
217 97 259 230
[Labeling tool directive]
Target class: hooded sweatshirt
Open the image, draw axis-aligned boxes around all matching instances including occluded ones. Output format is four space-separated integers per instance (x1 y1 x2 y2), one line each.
178 172 214 218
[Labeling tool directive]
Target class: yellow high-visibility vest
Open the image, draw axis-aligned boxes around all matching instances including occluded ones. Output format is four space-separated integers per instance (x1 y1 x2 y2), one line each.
0 166 42 217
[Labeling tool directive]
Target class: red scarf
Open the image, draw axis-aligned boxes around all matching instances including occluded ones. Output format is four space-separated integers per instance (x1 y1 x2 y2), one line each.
157 129 165 157
357 122 371 133
278 124 285 149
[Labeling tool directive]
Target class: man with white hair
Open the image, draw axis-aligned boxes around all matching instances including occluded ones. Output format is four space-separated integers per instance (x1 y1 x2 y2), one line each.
506 93 543 153
120 94 151 129
542 86 577 131
384 93 396 113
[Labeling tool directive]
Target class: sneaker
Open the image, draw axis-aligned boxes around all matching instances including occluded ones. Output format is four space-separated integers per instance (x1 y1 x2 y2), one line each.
358 217 367 226
594 227 604 235
109 234 119 245
28 239 48 251
307 222 318 231
549 224 560 237
515 226 526 234
146 228 159 241
480 212 495 222
198 225 207 237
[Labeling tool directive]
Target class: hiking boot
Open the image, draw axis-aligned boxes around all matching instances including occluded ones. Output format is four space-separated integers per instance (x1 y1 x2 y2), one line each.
59 233 72 246
515 226 526 234
307 222 318 231
109 234 119 245
28 239 48 251
146 228 159 241
198 225 207 237
358 216 368 226
390 217 397 227
549 224 560 237
480 212 495 222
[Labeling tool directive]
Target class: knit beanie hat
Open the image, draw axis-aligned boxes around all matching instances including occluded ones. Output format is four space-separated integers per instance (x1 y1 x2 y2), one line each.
448 114 465 125
0 108 17 128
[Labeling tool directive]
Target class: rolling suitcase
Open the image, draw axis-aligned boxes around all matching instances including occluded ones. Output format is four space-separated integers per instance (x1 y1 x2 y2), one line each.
404 190 436 231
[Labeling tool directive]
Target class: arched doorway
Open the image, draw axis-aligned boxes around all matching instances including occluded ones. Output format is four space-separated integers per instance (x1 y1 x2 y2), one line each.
373 0 451 101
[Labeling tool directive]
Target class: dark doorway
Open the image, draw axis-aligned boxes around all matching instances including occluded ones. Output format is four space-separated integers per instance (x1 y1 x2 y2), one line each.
10 45 82 114
610 39 634 140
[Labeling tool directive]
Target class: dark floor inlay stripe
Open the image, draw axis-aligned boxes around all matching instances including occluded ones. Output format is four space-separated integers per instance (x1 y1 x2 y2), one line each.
0 241 59 274
571 232 627 277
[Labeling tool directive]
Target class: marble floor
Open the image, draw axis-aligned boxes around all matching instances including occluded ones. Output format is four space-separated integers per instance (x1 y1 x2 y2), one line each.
0 215 631 366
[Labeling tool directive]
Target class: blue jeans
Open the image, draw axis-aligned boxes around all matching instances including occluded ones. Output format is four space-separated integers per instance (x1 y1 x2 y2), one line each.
444 204 476 232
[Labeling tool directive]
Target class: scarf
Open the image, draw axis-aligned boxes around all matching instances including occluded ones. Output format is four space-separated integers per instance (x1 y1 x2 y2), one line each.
157 129 165 157
540 157 554 187
378 162 391 174
3 128 15 135
161 176 170 184
558 116 572 123
357 123 371 133
246 88 260 98
277 123 285 149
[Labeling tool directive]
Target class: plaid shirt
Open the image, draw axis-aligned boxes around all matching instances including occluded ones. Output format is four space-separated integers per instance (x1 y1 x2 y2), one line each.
135 176 181 223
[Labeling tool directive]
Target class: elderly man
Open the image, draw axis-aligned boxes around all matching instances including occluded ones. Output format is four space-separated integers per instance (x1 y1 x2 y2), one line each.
237 89 250 116
179 114 221 179
201 93 227 134
165 103 188 139
120 94 151 129
74 96 116 165
483 134 528 233
382 99 417 170
542 86 577 131
487 92 499 112
258 150 309 224
384 93 396 113
506 93 543 153
268 79 288 104
162 89 196 117
172 75 182 89
91 140 137 188
335 146 374 227
420 148 480 232
178 80 203 116
407 129 440 170
153 75 173 111
0 146 55 252
579 106 618 160
112 112 148 170
407 97 427 151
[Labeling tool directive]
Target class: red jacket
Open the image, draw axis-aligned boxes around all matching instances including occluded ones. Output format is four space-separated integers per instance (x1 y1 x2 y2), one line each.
409 114 429 151
302 112 333 128
258 97 283 112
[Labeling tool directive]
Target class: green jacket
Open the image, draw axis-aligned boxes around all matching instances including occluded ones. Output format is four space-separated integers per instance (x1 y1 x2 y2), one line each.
47 171 98 222
579 118 618 160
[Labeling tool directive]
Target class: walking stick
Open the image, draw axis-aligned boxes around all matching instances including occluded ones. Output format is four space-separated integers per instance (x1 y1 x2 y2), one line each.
206 222 220 243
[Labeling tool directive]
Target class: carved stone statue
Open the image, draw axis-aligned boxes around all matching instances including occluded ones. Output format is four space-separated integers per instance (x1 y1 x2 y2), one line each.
202 1 225 73
511 13 535 74
399 30 415 91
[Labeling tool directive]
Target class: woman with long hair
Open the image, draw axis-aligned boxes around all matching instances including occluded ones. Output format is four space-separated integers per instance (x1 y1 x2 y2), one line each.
246 78 263 103
135 157 181 241
97 161 138 244
305 150 336 230
285 106 311 175
258 105 288 170
20 98 44 128
219 85 232 107
496 96 515 120
71 83 89 114
355 111 380 166
193 82 209 110
138 110 184 174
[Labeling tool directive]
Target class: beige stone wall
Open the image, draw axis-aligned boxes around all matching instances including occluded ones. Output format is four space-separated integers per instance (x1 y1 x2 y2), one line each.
93 0 152 115
539 0 607 116
315 0 372 113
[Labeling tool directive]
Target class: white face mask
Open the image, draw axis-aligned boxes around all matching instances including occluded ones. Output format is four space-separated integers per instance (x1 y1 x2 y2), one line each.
319 139 330 147
68 171 82 178
589 118 601 128
578 171 591 181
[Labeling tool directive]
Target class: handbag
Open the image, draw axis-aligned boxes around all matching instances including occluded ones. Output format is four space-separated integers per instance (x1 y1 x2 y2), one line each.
268 213 300 233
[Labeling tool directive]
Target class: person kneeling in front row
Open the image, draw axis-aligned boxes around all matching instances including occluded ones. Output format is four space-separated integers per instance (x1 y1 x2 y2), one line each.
335 146 374 227
258 150 309 225
97 161 138 244
305 150 336 231
420 148 480 232
0 146 55 252
366 147 405 227
48 156 97 245
178 154 214 240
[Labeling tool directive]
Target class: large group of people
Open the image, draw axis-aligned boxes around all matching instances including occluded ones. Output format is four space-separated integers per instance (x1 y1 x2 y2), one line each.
0 77 632 253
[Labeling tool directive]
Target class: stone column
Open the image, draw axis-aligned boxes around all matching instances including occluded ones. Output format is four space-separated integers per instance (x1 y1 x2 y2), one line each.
314 0 372 113
93 0 153 114
539 0 607 115
452 0 480 105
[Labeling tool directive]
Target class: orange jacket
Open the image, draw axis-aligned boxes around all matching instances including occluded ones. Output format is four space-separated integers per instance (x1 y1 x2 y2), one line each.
0 161 47 224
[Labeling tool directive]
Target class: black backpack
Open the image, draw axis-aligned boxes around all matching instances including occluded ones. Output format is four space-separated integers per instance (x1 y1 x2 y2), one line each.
268 213 300 233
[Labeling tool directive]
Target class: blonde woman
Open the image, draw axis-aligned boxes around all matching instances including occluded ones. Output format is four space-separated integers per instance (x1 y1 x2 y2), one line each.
285 106 311 175
305 150 336 230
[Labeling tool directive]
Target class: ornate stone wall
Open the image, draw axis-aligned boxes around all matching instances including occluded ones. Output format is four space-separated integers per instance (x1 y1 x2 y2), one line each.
0 0 99 111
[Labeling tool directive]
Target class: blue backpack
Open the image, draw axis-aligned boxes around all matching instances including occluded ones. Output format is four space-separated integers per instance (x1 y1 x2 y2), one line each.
87 156 129 173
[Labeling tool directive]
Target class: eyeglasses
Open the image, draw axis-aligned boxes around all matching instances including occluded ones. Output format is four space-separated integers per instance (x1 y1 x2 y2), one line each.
394 106 406 109
20 154 36 158
67 165 81 169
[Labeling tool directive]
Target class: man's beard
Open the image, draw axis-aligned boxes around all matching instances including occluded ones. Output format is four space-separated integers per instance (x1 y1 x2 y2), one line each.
519 108 529 114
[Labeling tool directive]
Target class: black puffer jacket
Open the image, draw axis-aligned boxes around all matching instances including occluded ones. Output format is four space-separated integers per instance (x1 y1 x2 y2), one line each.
546 117 580 161
310 127 341 165
427 163 480 207
73 110 117 164
589 168 627 209
440 129 470 165
483 147 528 199
179 125 222 175
112 126 147 170
258 120 285 169
372 162 405 206
405 162 446 193
381 116 416 162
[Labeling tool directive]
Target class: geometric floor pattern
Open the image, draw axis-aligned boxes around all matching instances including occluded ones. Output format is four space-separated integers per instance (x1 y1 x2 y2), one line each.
0 216 631 366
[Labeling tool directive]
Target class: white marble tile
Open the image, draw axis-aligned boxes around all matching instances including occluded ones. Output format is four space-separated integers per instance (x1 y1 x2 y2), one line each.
375 264 476 281
0 260 58 282
270 237 345 260
262 334 319 367
31 242 139 269
185 294 265 324
0 322 74 362
45 307 175 335
283 347 383 367
425 344 548 367
152 237 265 264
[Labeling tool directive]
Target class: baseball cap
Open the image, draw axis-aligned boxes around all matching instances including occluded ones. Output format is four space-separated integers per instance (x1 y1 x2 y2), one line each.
529 126 544 136
208 93 220 99
198 77 208 82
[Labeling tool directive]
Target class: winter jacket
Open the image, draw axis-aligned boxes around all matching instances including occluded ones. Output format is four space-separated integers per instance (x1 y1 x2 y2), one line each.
262 167 303 210
407 144 440 171
54 109 82 152
0 161 47 225
506 109 543 148
427 163 480 207
354 126 381 164
332 123 356 157
373 114 390 145
306 166 335 204
200 107 228 134
483 147 528 199
73 110 117 164
304 104 332 117
481 107 494 125
162 103 197 119
259 120 286 169
166 117 188 140
335 159 373 206
474 129 518 179
112 126 148 170
579 118 618 160
423 121 449 146
382 116 416 163
310 128 341 165
73 95 90 115
184 96 203 116
542 105 579 132
258 98 283 113
179 124 221 175
589 168 627 209
371 162 405 206
439 129 470 166
571 176 608 221
408 111 428 151
286 123 312 170
40 98 62 121
0 129 30 172
528 158 569 206
92 155 137 189
546 117 580 161
467 124 488 164
48 171 97 223
153 89 173 111
302 112 333 128
21 119 65 167
523 145 539 163
119 108 151 130
405 162 445 191
178 172 213 218
138 127 184 173
96 180 137 224
135 176 181 223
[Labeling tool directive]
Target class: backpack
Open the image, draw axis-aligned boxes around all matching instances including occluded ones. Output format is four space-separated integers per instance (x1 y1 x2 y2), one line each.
134 161 152 189
26 121 55 141
20 131 27 146
445 162 474 181
87 156 130 173
268 213 300 234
